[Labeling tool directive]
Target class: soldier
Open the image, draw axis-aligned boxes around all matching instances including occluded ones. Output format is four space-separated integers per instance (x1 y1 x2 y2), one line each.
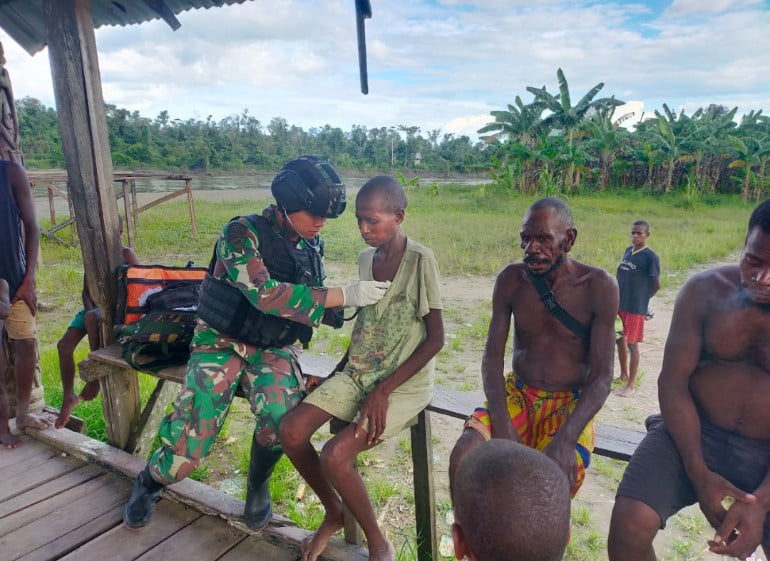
123 156 389 530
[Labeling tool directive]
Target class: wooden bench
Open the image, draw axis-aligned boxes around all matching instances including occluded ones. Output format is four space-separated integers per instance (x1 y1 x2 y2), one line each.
79 344 646 561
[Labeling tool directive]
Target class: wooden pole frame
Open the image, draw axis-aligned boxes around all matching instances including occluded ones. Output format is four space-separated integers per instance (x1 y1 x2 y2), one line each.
44 0 122 331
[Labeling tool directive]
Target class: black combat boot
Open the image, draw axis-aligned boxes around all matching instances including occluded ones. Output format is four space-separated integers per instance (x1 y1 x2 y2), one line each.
243 434 284 530
123 467 165 529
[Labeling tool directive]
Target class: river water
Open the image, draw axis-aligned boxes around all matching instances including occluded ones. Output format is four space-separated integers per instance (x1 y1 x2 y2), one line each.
34 173 492 217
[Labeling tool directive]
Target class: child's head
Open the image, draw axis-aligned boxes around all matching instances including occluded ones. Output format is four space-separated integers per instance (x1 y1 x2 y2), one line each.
355 176 406 248
451 440 570 561
631 220 650 249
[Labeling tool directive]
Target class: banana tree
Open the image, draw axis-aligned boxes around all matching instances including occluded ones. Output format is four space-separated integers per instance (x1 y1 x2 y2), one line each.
651 114 695 192
478 95 544 147
727 133 770 200
583 108 631 190
526 69 624 191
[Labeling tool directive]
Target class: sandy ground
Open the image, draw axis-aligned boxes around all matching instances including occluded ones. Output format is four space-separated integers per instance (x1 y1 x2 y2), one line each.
424 261 754 561
35 185 753 560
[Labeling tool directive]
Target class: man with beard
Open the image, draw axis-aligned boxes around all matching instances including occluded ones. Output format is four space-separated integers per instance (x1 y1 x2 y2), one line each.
449 197 618 496
608 198 770 561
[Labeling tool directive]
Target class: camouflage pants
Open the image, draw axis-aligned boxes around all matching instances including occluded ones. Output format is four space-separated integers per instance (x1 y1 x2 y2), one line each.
147 325 305 484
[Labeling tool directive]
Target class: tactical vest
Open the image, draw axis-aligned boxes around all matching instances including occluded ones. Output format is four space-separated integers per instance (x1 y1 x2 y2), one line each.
197 214 324 348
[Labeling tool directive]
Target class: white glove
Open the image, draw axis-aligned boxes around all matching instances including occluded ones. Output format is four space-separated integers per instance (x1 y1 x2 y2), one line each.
343 280 390 308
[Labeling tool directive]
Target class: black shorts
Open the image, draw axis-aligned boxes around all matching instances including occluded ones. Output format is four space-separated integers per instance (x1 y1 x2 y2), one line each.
617 414 770 545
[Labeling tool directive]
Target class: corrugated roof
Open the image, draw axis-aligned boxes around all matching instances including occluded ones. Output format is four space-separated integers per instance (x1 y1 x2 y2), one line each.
0 0 250 55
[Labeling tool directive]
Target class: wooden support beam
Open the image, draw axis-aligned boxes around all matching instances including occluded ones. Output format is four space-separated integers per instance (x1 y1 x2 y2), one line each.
44 0 123 334
126 378 178 457
142 0 182 31
410 410 438 561
98 363 141 449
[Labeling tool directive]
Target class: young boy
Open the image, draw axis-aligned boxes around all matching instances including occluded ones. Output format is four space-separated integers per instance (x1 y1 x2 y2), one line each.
280 176 444 561
55 216 139 428
0 278 19 448
451 440 570 561
615 220 660 397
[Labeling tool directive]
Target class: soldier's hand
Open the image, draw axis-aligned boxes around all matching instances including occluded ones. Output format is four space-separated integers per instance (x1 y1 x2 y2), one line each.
342 280 390 308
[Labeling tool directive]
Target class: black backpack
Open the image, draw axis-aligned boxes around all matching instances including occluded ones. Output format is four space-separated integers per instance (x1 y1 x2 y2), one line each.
115 266 205 372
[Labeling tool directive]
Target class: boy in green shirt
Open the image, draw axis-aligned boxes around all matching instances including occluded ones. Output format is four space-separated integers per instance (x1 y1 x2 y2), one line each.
280 176 445 561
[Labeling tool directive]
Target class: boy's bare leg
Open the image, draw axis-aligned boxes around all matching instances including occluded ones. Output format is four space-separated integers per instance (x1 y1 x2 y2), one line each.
79 309 102 402
13 338 50 430
280 404 345 561
321 425 394 561
615 337 629 382
616 342 640 397
55 327 86 428
0 381 20 448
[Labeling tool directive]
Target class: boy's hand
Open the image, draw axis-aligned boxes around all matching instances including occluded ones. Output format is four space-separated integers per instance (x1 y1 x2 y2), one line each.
303 374 324 392
13 276 37 315
355 386 390 445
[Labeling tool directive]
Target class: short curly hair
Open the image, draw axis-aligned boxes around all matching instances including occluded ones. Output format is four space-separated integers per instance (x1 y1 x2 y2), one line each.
452 440 570 561
748 199 770 235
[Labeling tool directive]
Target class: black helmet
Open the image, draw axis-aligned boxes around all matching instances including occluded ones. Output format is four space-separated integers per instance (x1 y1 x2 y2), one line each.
271 155 346 218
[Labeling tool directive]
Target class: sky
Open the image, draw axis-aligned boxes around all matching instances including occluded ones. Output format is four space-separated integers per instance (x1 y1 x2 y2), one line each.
2 0 770 141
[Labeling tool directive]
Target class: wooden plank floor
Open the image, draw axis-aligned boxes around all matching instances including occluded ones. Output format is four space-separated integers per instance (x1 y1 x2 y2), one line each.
0 437 303 561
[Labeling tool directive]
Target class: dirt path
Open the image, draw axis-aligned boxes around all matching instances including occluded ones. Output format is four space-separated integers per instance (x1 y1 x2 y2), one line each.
202 253 745 560
423 259 748 561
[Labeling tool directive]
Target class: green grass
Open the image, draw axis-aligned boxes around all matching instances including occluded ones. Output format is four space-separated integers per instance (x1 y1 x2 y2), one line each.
29 187 757 557
34 186 753 444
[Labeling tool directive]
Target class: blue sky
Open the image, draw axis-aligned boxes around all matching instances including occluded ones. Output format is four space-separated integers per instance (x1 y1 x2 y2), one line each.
2 0 770 140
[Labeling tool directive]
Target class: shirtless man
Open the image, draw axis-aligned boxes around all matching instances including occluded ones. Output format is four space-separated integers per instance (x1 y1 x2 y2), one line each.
449 197 618 496
0 278 18 448
608 199 770 561
0 159 48 433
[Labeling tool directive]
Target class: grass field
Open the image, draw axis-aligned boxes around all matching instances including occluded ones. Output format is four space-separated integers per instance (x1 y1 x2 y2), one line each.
30 185 756 560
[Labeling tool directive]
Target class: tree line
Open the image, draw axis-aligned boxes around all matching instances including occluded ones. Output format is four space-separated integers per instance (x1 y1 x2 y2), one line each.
15 68 770 199
16 97 488 175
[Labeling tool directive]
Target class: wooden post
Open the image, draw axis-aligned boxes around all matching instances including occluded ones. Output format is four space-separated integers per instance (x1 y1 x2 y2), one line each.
130 178 138 229
185 178 198 236
126 378 178 457
45 0 140 449
121 179 134 248
47 185 56 225
44 0 122 332
99 364 141 449
410 410 438 561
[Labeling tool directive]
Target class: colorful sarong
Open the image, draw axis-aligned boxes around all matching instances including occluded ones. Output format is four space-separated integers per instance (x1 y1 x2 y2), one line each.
466 374 594 496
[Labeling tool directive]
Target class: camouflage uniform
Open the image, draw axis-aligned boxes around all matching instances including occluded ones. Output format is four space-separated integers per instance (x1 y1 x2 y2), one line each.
147 207 328 485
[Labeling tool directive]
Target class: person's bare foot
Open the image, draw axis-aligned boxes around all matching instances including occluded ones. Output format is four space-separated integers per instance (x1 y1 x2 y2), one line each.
55 392 81 429
301 508 344 561
0 428 21 448
368 539 395 561
79 381 100 402
614 385 634 397
16 412 51 430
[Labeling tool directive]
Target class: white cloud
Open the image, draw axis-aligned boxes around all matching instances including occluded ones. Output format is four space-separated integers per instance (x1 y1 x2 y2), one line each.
1 0 770 141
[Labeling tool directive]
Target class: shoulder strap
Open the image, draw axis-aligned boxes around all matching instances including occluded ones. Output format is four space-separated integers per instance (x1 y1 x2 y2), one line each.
526 270 590 341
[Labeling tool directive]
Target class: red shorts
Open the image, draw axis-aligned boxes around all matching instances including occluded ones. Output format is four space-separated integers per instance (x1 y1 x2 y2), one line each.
618 311 645 344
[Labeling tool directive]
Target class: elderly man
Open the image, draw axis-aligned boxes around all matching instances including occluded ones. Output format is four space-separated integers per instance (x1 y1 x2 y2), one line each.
449 197 618 496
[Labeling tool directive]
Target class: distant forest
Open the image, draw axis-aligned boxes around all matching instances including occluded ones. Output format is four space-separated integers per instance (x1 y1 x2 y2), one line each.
16 67 770 199
16 97 488 175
